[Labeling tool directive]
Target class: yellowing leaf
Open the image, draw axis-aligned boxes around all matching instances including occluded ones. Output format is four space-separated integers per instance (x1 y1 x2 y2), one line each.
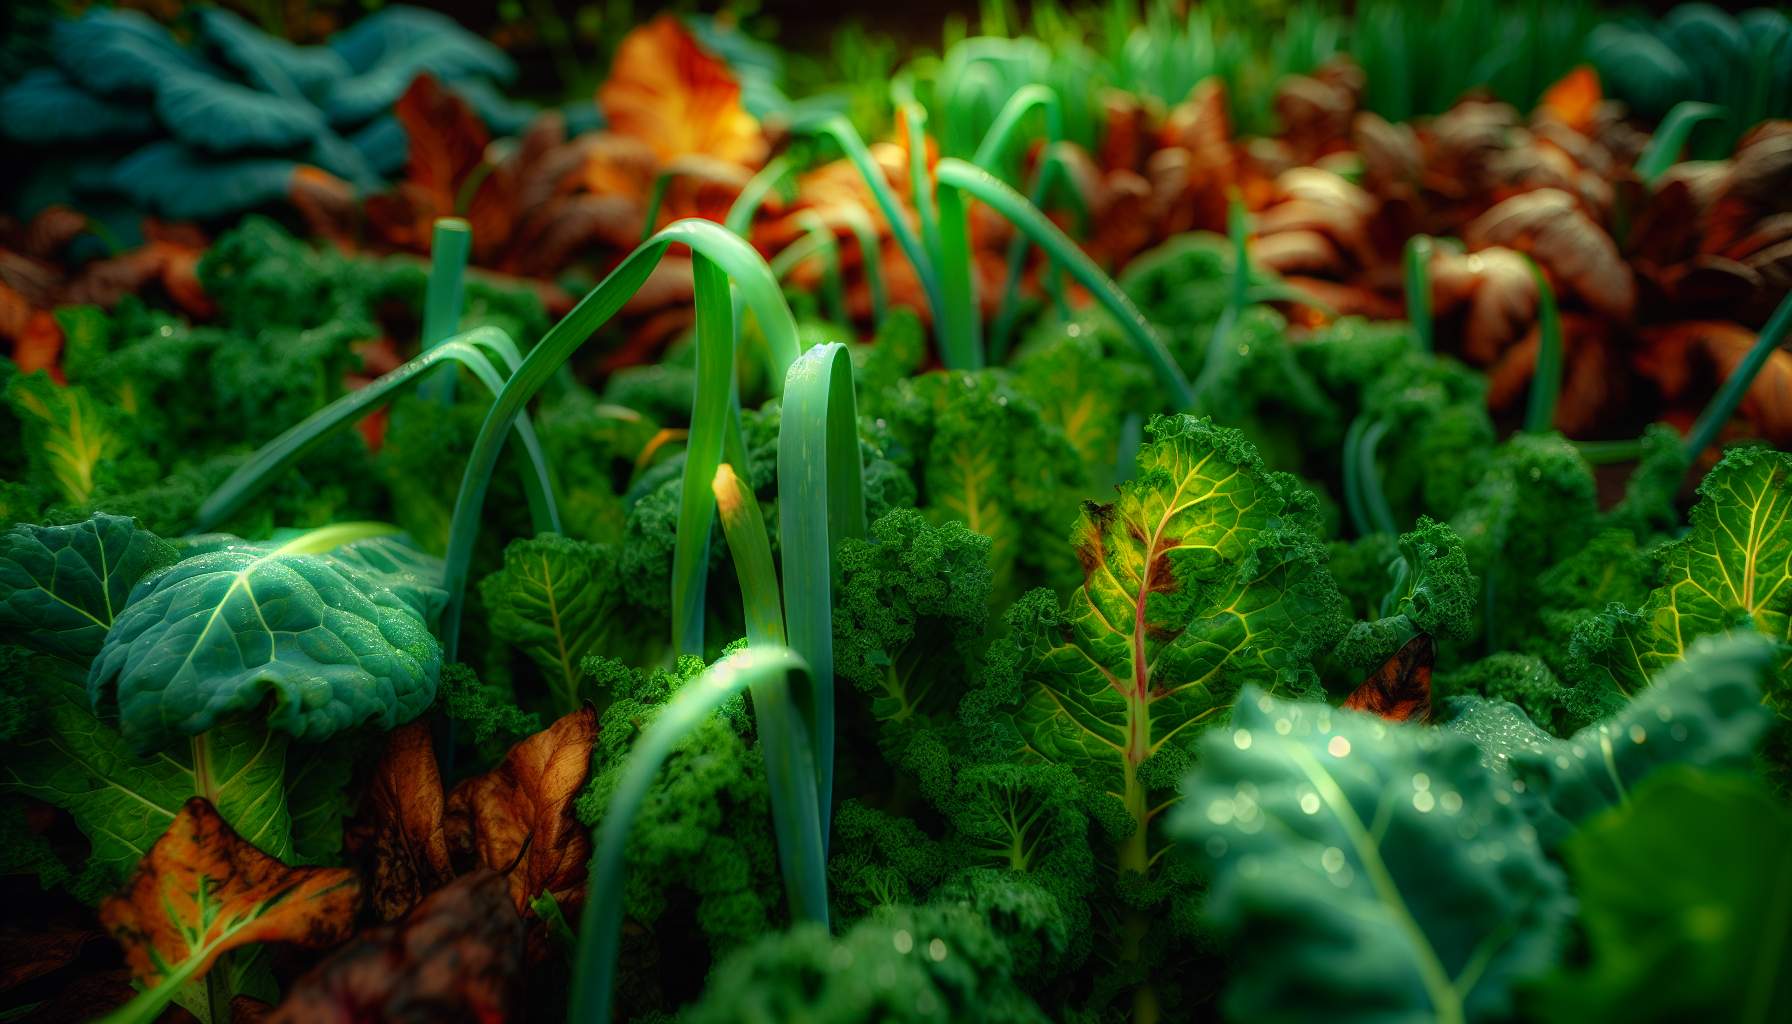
597 16 765 166
97 799 361 1024
4 370 122 506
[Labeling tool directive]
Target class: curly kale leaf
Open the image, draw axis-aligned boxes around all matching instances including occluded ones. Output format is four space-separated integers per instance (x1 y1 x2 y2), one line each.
0 513 176 662
575 655 779 961
1330 517 1478 676
681 903 1050 1024
827 799 950 924
89 529 445 750
481 534 628 711
1009 317 1156 487
1436 653 1610 738
885 369 1089 596
1173 687 1573 1024
1571 446 1791 705
1452 432 1600 651
833 508 991 729
964 415 1347 1008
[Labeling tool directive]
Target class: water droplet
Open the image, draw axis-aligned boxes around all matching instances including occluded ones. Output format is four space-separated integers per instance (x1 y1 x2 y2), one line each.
1328 736 1351 758
1628 724 1647 744
1206 836 1229 858
1207 799 1235 825
1321 847 1345 872
1300 792 1321 815
1439 791 1463 814
928 938 948 962
1412 791 1436 813
1412 773 1431 792
1233 729 1253 750
893 929 914 954
1275 718 1293 735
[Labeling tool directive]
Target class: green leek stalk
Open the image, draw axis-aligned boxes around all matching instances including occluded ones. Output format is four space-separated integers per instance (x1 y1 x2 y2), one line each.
1523 259 1564 435
419 218 471 405
1683 288 1792 461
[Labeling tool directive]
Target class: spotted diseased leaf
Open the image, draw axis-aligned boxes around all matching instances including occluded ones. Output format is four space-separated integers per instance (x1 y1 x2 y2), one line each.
0 513 176 662
1344 633 1435 722
479 535 625 711
597 16 765 167
88 529 447 751
1172 688 1572 1024
1573 447 1791 700
982 415 1347 879
445 707 598 916
1447 633 1776 848
100 798 361 1021
265 870 527 1024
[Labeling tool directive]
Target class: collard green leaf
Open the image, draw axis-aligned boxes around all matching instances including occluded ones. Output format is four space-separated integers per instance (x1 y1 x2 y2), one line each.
1573 447 1791 701
1532 768 1792 1023
89 526 445 751
1 658 293 891
154 68 324 154
978 415 1347 878
1446 632 1776 847
0 514 177 662
0 68 156 144
1173 688 1572 1024
479 534 623 710
50 8 203 97
110 142 299 222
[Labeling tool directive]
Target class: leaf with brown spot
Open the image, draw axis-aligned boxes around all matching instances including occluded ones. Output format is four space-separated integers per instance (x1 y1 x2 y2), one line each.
445 707 597 916
266 870 525 1024
598 16 765 167
1343 633 1434 723
344 723 453 923
99 799 361 1023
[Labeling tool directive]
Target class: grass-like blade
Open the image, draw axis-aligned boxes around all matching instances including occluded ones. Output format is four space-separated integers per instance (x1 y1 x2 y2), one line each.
1635 101 1723 185
1523 258 1564 435
970 83 1062 181
797 212 848 326
1683 288 1792 460
723 155 794 237
711 463 829 929
438 220 799 659
1404 234 1434 352
812 117 946 350
933 173 984 369
567 645 815 1024
419 218 471 405
832 203 887 327
934 158 1194 406
778 342 865 840
190 329 560 537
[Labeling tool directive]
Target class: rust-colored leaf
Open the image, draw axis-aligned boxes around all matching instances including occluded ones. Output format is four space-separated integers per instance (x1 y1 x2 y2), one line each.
13 309 62 377
396 73 489 218
1538 66 1602 135
1633 320 1792 448
444 707 597 916
1343 633 1434 723
598 16 766 167
266 870 526 1024
1465 188 1635 321
1431 245 1539 364
100 798 361 996
344 722 454 923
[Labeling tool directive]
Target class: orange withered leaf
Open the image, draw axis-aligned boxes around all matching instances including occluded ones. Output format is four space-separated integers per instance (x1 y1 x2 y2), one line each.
267 870 525 1024
1343 633 1434 723
445 707 598 915
344 722 454 922
1633 320 1792 449
100 799 361 997
1539 66 1602 135
598 16 766 167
